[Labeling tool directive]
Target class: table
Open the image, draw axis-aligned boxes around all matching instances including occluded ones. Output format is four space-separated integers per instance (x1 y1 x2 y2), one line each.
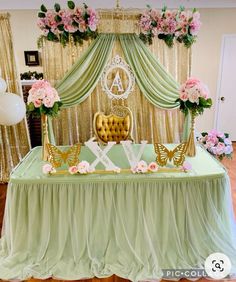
0 144 236 280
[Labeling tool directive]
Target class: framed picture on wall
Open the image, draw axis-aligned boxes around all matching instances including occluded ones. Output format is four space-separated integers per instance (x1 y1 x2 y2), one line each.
24 51 39 66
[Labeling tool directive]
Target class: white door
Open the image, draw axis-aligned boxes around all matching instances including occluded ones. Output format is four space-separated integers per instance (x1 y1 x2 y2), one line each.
215 35 236 141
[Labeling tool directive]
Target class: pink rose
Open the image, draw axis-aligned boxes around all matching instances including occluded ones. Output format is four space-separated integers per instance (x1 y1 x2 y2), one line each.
190 20 201 36
31 80 50 90
148 162 159 172
185 78 201 89
37 18 46 29
181 161 192 172
150 9 160 20
64 24 78 33
216 142 225 155
77 161 90 174
180 90 189 101
217 131 224 138
188 91 200 104
33 99 42 108
206 135 218 146
42 164 55 174
208 129 218 137
132 160 148 173
69 166 78 174
43 97 54 108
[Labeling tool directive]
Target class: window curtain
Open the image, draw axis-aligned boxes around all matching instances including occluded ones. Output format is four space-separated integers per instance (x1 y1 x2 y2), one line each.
0 13 30 183
41 9 191 145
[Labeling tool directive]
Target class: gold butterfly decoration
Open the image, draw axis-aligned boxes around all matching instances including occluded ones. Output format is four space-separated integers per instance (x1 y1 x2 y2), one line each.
154 143 187 167
47 143 81 168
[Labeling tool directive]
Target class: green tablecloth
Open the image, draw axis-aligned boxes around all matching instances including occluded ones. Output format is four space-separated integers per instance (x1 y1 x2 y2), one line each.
0 144 235 280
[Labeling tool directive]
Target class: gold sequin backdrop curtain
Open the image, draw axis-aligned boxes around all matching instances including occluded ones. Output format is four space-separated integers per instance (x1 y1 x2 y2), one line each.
0 13 30 183
41 9 191 145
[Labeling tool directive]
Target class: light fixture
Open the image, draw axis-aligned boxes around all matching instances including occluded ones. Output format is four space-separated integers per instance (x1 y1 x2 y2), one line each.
0 75 26 126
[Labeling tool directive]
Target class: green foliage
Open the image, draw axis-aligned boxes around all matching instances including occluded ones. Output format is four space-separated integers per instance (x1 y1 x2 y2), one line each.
176 97 213 117
68 1 75 9
54 3 61 12
27 101 63 118
201 132 208 137
47 31 59 42
20 71 43 80
38 12 46 18
40 4 47 12
139 32 153 45
83 3 88 9
55 15 62 22
163 34 174 48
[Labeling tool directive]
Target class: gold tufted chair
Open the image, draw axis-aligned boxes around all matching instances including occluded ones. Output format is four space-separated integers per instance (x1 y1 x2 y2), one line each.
93 106 133 144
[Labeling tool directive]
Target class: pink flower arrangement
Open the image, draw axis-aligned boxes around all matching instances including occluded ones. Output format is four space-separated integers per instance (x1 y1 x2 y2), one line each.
27 80 62 117
148 162 159 172
139 6 201 48
181 161 192 172
42 164 56 174
37 2 99 47
198 130 233 160
131 161 159 173
176 77 212 117
68 161 94 175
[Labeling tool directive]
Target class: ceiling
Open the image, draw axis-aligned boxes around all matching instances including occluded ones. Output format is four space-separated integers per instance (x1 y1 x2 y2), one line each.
1 0 236 10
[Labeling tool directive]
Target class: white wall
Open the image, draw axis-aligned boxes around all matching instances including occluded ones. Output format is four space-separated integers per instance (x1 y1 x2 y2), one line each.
191 8 236 132
5 10 43 74
4 8 236 132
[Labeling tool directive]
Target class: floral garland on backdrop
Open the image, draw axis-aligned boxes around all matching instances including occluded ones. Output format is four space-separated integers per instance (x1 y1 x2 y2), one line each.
139 6 201 48
37 1 99 47
37 2 200 48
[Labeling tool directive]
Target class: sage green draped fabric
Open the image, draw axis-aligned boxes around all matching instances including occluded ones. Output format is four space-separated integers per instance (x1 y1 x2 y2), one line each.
119 34 179 109
54 34 188 141
56 34 115 107
56 33 179 109
0 145 236 280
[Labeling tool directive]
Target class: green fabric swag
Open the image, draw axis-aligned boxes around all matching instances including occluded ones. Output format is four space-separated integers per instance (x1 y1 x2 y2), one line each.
55 33 189 141
119 34 179 109
56 33 116 107
56 33 180 109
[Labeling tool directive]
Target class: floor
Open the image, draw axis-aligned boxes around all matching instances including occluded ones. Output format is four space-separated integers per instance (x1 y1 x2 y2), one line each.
0 142 235 282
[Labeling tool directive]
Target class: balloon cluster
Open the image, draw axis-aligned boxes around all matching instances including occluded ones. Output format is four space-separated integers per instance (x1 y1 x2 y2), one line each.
0 76 26 126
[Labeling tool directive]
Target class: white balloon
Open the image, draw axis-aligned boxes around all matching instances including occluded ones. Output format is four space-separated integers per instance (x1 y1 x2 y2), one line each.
0 93 26 126
0 78 7 94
